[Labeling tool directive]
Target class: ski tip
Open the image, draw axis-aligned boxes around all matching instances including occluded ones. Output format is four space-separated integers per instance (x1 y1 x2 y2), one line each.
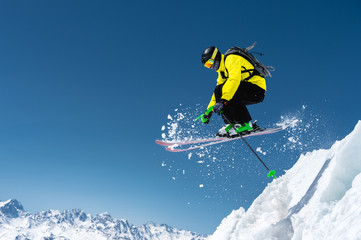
165 147 182 153
155 140 164 145
155 140 175 147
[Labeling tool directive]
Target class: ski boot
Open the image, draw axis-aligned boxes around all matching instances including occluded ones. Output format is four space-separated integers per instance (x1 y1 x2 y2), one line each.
216 124 232 137
228 121 254 138
217 122 254 138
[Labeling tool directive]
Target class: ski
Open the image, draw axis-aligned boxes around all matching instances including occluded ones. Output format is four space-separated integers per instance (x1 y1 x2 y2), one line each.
155 137 226 147
156 126 283 147
166 137 235 152
160 127 284 152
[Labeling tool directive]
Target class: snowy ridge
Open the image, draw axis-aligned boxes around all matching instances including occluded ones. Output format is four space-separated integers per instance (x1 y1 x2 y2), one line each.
209 121 361 240
0 200 207 240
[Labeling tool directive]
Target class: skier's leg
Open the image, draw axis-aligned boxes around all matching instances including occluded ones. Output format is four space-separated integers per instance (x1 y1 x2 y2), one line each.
229 82 265 123
227 101 251 124
214 84 236 123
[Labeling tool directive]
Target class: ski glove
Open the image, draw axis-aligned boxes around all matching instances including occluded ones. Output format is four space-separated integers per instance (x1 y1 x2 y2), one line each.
201 112 212 124
213 100 228 115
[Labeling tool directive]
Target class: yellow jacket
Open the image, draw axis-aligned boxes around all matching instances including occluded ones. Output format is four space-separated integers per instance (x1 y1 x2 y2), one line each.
207 54 267 109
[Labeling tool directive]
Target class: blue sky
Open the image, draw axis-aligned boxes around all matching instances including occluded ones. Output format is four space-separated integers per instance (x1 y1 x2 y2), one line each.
1 0 360 234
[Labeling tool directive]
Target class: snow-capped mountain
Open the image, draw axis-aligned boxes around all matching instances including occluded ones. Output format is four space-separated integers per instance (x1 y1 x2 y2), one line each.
209 120 361 240
0 199 207 240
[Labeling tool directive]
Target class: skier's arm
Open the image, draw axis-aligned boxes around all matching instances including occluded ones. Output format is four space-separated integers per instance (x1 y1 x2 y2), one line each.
220 55 243 101
207 93 216 110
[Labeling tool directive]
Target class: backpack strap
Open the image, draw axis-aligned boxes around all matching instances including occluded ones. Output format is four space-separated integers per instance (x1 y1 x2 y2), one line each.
241 66 255 81
220 68 228 79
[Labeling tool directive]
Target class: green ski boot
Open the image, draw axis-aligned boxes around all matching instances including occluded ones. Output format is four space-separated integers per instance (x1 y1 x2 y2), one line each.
229 122 253 137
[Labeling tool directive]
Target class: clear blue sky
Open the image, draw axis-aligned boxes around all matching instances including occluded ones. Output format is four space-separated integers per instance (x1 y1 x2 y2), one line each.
0 0 360 234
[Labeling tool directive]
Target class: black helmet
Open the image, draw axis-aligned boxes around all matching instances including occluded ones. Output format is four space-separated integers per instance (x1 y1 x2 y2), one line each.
201 46 221 70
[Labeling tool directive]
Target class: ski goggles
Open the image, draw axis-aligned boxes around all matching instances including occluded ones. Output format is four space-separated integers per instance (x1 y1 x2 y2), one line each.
203 48 219 69
204 59 214 68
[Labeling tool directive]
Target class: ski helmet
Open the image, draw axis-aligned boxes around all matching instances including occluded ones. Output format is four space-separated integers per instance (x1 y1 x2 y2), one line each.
201 46 221 70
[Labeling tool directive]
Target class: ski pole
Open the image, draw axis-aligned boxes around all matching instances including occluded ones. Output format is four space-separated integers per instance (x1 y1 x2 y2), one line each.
221 113 276 179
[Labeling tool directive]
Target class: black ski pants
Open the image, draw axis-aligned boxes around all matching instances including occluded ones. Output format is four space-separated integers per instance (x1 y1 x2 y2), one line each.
214 81 265 124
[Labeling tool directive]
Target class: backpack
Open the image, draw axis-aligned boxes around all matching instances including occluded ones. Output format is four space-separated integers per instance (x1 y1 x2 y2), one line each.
224 42 273 80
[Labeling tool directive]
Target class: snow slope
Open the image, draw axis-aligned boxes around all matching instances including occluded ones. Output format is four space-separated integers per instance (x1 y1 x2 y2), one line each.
2 121 361 240
0 199 207 240
209 120 361 240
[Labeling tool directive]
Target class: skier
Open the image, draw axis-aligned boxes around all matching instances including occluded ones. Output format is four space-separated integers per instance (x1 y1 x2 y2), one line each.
200 46 267 137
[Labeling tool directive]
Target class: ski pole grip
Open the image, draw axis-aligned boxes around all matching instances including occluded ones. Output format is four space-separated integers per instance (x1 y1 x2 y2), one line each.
195 106 214 122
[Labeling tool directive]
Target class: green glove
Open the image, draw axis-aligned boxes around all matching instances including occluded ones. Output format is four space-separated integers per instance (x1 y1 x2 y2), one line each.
195 106 214 123
201 112 212 124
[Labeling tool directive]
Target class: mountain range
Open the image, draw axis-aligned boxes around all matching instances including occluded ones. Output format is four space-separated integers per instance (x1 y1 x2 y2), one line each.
0 199 207 240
